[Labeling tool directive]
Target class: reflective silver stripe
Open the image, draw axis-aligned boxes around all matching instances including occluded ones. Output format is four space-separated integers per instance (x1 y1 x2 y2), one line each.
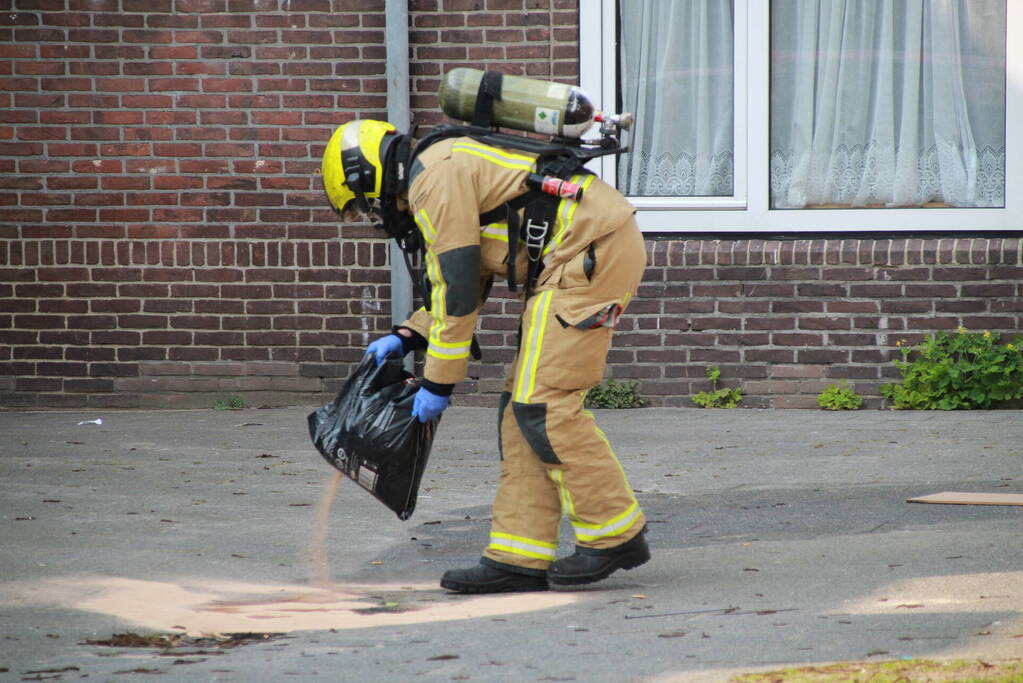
452 141 536 172
427 338 472 360
487 532 557 561
481 223 508 242
572 502 643 542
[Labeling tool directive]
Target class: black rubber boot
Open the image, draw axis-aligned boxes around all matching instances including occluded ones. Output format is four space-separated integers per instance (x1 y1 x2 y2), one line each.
548 530 651 586
440 559 549 594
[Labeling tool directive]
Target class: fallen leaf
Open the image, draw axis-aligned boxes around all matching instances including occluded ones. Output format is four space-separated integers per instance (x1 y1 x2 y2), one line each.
632 594 647 599
427 654 459 661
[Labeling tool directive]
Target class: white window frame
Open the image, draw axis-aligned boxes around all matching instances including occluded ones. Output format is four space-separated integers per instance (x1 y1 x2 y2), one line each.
580 0 1022 233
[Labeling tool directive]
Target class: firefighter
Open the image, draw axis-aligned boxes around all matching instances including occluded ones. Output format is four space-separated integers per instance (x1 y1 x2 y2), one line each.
321 119 650 592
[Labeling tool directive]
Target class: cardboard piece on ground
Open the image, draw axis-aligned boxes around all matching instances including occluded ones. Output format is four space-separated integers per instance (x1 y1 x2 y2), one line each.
907 491 1023 506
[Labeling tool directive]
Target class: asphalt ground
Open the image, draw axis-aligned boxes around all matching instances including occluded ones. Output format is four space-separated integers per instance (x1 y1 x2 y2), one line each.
1 405 1022 682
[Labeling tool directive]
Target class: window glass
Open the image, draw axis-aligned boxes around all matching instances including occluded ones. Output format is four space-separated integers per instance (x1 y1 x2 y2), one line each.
617 0 735 197
770 0 1006 209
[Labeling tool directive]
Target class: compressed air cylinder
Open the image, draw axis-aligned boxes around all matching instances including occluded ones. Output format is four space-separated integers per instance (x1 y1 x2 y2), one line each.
438 68 596 139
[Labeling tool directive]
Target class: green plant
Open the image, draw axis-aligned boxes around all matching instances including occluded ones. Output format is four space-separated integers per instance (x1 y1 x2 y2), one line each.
213 395 246 410
691 365 743 409
584 378 646 409
881 328 1023 410
817 380 862 411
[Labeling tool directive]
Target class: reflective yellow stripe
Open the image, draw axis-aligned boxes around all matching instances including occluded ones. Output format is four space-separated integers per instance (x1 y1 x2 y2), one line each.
428 337 471 360
550 460 641 542
582 401 641 516
548 469 577 520
481 223 508 242
513 289 553 403
423 248 447 344
414 208 437 245
423 244 469 360
417 207 477 362
428 337 471 349
452 141 536 172
572 501 642 542
424 241 467 359
487 532 557 561
543 173 596 256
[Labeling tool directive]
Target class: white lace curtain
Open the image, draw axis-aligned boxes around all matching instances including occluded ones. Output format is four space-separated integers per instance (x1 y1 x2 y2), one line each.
617 0 735 196
618 1 1005 208
771 0 1006 208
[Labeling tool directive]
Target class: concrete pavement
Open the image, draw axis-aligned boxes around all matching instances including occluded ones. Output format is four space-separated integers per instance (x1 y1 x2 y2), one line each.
1 405 1022 681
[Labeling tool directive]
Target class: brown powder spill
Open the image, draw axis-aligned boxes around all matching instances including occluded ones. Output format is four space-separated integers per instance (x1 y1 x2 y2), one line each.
8 576 579 636
4 470 582 637
307 470 344 587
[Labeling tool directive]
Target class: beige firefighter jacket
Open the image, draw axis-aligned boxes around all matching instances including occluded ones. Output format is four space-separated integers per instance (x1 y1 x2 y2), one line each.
399 136 636 388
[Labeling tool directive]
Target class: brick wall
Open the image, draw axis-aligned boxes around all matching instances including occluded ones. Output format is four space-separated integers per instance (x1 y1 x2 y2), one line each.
625 237 1023 409
1 2 1021 409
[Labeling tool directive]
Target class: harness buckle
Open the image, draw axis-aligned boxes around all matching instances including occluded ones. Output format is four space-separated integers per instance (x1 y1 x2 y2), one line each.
525 218 549 262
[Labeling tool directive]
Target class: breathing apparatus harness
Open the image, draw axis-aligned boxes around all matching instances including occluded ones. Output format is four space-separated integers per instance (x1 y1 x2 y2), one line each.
375 71 631 320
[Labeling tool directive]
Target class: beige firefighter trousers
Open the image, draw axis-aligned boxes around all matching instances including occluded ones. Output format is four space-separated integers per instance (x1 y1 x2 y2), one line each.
482 217 648 574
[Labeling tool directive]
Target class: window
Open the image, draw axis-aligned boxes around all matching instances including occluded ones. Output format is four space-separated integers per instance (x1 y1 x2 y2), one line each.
580 1 1019 232
617 2 735 198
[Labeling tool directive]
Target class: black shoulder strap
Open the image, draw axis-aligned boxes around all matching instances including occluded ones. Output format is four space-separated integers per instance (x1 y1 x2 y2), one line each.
472 71 504 129
402 123 600 297
478 189 544 226
505 204 519 293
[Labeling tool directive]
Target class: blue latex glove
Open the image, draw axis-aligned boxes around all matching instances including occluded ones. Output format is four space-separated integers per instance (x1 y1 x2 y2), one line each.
411 386 449 423
365 334 404 367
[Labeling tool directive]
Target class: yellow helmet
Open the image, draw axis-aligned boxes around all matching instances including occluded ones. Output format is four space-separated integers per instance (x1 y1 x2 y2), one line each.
321 119 397 215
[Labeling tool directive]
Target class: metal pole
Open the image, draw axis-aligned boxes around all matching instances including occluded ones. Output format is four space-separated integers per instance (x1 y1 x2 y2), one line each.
385 0 413 371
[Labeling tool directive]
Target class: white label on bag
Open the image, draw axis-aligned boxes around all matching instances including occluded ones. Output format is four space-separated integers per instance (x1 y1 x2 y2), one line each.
357 462 378 492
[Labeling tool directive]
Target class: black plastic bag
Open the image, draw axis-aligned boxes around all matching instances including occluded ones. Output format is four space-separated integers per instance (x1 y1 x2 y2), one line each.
307 355 439 520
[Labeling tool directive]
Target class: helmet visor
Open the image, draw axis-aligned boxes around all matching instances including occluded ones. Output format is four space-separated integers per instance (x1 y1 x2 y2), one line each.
338 200 380 224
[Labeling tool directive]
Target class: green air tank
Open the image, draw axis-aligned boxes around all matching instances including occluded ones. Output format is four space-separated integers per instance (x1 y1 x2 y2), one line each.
438 68 597 139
